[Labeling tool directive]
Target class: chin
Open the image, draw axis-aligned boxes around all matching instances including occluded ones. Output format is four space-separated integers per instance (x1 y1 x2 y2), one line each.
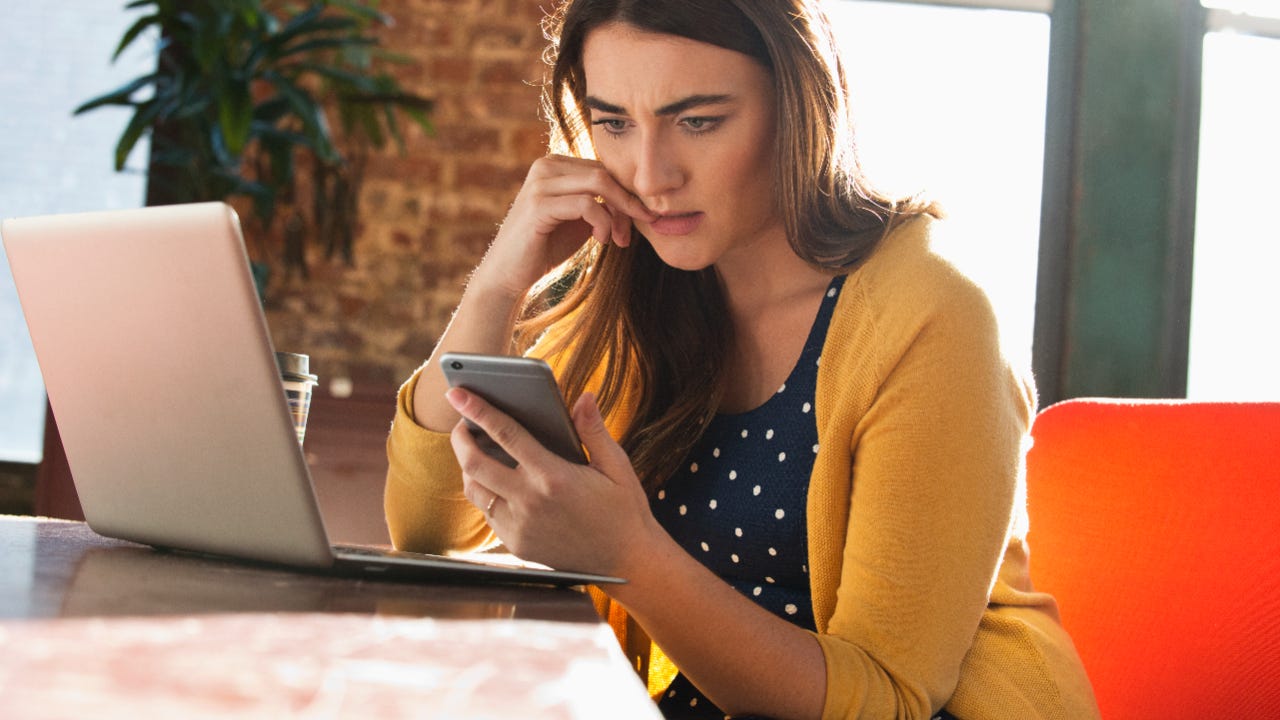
644 238 718 273
649 248 715 273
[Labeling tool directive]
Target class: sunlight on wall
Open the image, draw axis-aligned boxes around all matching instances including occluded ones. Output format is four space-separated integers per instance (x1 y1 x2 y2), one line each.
826 0 1050 373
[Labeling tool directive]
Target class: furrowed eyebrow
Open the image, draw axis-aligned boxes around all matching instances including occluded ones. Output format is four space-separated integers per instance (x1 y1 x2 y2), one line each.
655 94 733 117
584 93 735 117
584 96 627 115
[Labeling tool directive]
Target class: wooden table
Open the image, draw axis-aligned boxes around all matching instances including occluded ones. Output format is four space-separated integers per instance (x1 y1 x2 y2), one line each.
0 515 659 719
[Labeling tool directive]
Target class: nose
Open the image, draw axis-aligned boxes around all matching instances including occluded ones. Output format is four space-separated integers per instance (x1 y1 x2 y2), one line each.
629 131 684 201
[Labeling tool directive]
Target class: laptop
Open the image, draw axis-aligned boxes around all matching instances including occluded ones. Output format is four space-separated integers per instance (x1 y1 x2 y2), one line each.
1 202 621 587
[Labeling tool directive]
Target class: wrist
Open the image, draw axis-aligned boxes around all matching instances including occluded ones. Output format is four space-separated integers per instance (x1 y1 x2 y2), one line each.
466 262 534 308
456 277 526 331
604 517 680 603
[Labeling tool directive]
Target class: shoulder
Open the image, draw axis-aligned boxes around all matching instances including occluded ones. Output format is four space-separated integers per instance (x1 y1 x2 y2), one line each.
854 214 991 314
817 213 1036 425
831 215 1001 355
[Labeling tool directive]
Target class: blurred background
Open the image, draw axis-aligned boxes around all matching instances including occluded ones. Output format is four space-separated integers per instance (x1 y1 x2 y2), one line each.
1 0 1276 537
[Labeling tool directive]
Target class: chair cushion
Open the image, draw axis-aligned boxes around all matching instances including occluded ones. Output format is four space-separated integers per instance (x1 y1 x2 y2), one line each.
1026 398 1280 720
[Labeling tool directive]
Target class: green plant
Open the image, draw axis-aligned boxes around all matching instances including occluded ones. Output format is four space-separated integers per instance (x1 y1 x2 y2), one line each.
76 0 432 275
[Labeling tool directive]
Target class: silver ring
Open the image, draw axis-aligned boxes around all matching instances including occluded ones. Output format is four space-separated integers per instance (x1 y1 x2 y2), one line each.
485 495 498 515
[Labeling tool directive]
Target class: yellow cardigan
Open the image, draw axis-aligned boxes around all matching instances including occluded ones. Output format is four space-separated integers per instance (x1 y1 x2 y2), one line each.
384 216 1100 719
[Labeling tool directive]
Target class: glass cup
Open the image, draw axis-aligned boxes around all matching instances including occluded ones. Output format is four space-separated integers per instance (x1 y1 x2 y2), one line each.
275 352 318 445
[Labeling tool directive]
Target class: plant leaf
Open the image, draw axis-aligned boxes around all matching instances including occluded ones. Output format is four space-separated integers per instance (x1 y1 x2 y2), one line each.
329 0 391 26
252 96 293 123
217 79 255 157
404 106 434 136
356 104 384 147
383 103 403 151
114 100 162 170
73 73 158 114
112 13 160 61
277 35 376 61
264 71 338 161
370 48 414 65
295 62 378 92
283 14 363 40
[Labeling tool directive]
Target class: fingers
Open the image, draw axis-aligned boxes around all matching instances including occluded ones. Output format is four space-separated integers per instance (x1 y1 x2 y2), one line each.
535 193 622 249
462 471 499 519
480 156 651 295
446 387 550 487
571 392 634 482
528 156 655 244
610 199 634 248
451 419 521 533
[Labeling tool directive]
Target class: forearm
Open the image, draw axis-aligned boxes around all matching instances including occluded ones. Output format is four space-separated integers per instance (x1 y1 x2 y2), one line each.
391 274 523 552
608 528 827 720
386 374 496 553
410 278 524 432
409 154 653 433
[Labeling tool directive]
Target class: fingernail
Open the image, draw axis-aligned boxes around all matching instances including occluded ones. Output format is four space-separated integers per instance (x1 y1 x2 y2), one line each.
445 387 468 411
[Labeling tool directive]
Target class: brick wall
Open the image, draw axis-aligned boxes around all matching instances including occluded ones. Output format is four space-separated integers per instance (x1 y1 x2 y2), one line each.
261 0 553 391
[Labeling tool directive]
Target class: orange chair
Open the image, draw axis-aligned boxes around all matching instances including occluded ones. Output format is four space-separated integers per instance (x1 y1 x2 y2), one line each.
1025 398 1280 720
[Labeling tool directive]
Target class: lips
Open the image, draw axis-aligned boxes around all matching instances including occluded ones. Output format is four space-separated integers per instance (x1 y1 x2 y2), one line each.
647 212 704 236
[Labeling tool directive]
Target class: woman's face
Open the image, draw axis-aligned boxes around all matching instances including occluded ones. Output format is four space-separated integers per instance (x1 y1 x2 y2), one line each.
581 22 782 272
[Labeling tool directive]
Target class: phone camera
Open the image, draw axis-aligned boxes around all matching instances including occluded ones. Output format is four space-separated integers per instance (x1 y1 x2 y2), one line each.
450 360 463 370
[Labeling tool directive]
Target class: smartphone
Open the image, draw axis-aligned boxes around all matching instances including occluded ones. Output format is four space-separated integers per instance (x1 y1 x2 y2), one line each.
440 352 587 466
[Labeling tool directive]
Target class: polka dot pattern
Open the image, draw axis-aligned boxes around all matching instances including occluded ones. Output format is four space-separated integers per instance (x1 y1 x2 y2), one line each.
653 275 845 718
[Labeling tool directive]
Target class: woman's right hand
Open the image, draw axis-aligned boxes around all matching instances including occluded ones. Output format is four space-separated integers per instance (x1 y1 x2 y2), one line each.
468 154 656 302
407 155 654 433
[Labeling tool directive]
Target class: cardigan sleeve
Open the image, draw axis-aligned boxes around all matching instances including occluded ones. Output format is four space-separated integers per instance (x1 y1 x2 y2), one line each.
810 219 1038 718
384 368 497 554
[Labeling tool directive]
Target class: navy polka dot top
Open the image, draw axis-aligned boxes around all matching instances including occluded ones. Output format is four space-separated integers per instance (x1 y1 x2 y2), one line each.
651 274 846 718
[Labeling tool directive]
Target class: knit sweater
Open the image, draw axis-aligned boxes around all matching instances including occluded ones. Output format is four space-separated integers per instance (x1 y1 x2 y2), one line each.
383 216 1100 719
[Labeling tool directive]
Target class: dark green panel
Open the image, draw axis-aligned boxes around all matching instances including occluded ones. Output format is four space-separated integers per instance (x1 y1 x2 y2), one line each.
1035 0 1202 402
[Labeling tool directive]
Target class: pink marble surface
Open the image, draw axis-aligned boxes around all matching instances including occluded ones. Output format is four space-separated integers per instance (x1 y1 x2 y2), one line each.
0 613 659 719
0 516 660 719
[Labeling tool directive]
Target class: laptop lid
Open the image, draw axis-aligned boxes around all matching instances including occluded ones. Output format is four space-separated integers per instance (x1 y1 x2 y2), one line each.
2 203 335 568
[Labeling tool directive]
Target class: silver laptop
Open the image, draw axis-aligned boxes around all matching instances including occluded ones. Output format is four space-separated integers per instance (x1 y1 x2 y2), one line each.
1 202 620 587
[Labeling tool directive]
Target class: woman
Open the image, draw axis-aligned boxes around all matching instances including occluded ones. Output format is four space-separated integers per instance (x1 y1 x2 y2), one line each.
385 1 1099 718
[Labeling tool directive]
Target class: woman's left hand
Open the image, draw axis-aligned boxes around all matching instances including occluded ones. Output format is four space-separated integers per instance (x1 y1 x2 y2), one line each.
445 387 656 576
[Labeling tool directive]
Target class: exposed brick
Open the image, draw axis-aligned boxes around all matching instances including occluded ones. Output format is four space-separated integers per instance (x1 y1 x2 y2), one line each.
364 154 444 183
456 159 529 191
470 22 540 53
448 227 500 259
257 0 549 384
427 55 473 85
429 124 503 153
477 58 541 86
511 124 550 161
338 294 369 319
465 88 544 123
391 230 415 250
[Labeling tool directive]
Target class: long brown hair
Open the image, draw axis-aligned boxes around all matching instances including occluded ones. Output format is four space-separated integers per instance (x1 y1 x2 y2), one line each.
517 0 938 494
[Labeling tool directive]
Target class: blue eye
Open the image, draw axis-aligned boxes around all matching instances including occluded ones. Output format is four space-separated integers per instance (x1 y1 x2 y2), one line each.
591 118 628 135
681 116 723 134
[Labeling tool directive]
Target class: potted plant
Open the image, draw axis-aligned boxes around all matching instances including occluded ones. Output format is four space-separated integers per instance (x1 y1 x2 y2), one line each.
75 0 432 290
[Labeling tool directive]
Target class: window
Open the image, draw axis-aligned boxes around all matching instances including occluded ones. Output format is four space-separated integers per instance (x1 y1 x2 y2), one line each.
827 0 1052 371
0 2 151 462
1186 3 1280 399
